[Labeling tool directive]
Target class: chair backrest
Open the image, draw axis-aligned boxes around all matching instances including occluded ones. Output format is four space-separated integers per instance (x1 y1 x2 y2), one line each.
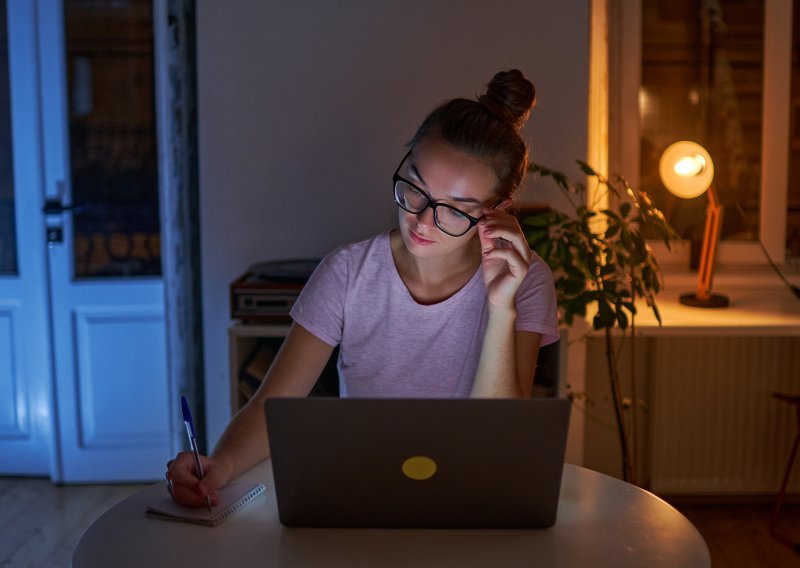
533 339 561 397
314 336 565 398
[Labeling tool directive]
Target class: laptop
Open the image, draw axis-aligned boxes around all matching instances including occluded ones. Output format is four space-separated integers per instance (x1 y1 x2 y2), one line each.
264 397 570 529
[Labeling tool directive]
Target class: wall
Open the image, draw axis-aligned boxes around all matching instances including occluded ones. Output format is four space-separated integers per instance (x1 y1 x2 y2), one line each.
197 0 590 444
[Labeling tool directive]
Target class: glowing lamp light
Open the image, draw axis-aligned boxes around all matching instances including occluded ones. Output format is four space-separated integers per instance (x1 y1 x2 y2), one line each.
673 154 706 177
659 141 714 199
658 141 729 308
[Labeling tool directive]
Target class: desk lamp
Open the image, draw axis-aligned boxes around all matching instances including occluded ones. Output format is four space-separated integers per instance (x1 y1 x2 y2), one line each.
659 140 729 308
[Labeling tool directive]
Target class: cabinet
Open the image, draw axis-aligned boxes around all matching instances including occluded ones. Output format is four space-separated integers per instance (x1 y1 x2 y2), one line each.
576 279 800 495
227 323 339 414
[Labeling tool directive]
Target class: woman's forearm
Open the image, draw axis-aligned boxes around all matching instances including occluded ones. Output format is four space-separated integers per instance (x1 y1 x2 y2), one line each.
211 323 335 479
209 399 271 481
471 307 520 398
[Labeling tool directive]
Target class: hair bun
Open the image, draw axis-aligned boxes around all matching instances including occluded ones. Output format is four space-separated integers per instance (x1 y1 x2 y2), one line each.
478 69 536 129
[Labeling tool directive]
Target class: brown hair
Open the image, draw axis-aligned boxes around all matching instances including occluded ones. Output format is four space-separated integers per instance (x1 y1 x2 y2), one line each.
408 69 536 199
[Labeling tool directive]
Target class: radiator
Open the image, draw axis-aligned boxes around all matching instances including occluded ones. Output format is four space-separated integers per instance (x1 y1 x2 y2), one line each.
650 336 800 495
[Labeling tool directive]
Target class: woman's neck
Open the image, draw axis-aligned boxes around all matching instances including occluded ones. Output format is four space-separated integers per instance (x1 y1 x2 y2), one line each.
389 230 481 305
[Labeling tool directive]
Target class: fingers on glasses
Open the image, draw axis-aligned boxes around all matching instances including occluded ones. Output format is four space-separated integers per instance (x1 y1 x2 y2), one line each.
479 214 532 265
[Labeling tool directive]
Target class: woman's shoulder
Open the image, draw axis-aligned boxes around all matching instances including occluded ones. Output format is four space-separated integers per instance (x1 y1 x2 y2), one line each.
322 231 389 264
315 231 391 276
513 250 556 300
525 250 554 280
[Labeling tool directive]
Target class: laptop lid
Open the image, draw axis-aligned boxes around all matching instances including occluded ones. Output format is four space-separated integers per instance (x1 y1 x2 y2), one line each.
264 397 570 529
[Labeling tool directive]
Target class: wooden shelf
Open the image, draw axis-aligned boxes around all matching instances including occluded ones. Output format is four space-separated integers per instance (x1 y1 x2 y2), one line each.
227 322 339 414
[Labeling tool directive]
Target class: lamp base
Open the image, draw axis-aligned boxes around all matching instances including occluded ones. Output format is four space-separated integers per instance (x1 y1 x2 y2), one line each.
679 293 730 308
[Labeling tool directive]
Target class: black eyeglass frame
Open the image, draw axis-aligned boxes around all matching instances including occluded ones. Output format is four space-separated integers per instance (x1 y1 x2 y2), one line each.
392 150 500 237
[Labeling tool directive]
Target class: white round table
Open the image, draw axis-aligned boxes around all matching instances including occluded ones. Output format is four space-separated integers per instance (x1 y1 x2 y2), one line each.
73 461 710 567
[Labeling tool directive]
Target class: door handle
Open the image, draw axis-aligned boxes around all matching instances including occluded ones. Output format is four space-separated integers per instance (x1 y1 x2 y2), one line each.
42 199 84 215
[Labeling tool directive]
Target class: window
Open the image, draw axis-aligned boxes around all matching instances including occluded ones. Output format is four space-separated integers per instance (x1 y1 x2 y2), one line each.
640 0 764 247
610 0 793 265
64 0 161 277
788 0 800 256
0 0 17 275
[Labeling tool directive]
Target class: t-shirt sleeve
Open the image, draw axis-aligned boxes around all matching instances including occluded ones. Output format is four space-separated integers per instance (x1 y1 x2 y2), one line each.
289 247 348 347
514 253 560 346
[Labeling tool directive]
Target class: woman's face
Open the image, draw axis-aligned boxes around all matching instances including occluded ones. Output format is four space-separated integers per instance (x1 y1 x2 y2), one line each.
396 137 499 260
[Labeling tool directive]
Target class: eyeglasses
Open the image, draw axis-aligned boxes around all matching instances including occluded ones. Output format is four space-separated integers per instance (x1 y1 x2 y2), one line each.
393 150 497 237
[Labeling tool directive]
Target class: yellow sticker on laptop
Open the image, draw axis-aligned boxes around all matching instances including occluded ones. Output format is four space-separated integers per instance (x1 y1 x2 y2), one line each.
402 456 437 480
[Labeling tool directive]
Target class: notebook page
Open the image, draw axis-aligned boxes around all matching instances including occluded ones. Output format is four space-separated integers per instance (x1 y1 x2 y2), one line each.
146 482 266 527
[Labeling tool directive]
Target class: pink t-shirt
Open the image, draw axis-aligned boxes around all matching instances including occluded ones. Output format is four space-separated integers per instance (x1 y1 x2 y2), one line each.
290 231 558 398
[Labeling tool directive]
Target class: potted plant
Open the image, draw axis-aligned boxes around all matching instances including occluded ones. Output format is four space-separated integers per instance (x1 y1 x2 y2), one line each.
522 161 680 483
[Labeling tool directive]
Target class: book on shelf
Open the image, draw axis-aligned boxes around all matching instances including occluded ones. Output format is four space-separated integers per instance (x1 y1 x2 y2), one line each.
238 342 277 401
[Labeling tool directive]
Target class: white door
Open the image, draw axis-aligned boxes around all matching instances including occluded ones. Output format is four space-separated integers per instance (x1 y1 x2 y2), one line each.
0 0 172 482
0 0 53 476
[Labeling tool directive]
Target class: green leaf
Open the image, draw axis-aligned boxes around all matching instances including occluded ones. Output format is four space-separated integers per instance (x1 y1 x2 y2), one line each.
522 215 552 228
523 230 547 245
566 297 589 317
526 158 678 334
577 160 598 177
562 277 586 295
651 302 663 326
552 171 570 190
596 299 616 329
564 290 594 319
616 308 629 330
533 242 551 263
599 264 616 277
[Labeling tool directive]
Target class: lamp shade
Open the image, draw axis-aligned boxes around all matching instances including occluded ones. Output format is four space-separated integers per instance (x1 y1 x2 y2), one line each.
658 141 714 199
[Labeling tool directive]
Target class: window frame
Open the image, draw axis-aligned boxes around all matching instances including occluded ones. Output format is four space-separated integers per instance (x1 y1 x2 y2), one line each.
608 0 791 266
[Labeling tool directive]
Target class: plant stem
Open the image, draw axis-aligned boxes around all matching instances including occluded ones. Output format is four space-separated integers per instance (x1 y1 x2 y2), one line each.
604 327 632 482
629 289 639 485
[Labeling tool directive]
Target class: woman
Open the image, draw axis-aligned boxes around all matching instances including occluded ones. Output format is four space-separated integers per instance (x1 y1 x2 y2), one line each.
167 69 558 507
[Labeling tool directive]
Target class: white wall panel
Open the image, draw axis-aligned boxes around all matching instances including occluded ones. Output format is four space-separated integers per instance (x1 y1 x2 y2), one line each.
73 307 169 449
0 304 24 438
197 0 591 444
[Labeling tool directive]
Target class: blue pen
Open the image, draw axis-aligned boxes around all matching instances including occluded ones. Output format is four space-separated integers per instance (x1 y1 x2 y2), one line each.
181 396 212 512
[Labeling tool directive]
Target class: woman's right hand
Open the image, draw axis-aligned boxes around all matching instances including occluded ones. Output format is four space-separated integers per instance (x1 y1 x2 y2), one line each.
165 451 234 507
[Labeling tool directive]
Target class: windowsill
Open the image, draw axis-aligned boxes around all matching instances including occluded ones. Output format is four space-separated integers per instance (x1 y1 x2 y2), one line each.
588 265 800 336
659 263 800 291
649 239 800 289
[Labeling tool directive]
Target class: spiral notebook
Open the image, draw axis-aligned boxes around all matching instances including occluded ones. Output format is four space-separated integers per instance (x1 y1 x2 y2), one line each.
146 482 266 527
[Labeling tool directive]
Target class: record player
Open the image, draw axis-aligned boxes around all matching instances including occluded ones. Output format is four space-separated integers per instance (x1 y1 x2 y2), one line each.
230 259 320 323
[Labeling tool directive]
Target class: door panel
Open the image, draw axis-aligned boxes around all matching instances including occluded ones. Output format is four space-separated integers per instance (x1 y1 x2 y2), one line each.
74 306 167 448
0 299 49 473
54 300 169 480
0 303 22 436
47 278 169 481
0 0 53 476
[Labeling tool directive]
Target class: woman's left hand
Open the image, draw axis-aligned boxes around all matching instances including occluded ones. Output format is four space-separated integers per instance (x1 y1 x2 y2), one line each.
477 201 532 309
